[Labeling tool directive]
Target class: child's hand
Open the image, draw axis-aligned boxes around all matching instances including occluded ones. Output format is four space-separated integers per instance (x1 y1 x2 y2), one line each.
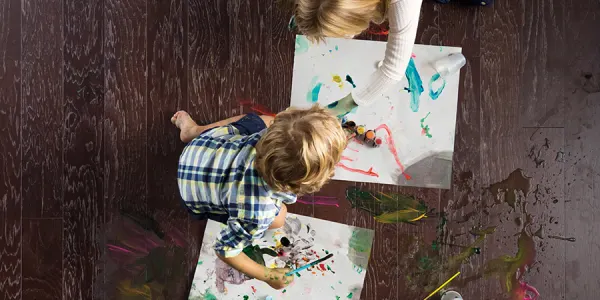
265 268 294 290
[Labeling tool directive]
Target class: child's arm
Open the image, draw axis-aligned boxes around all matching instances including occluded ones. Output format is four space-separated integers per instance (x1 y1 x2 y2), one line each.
217 252 293 290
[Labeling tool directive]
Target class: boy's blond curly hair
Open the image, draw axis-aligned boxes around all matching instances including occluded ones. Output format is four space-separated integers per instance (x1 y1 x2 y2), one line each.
280 0 388 42
255 105 347 195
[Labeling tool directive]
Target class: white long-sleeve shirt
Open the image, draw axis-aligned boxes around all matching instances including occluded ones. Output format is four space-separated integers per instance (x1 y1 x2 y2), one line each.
351 0 423 106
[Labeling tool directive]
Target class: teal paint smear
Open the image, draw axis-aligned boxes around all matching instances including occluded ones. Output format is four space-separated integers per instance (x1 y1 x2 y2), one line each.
404 58 424 112
201 288 218 300
306 76 323 103
349 106 358 114
295 35 310 55
335 45 339 51
345 75 356 88
428 73 446 100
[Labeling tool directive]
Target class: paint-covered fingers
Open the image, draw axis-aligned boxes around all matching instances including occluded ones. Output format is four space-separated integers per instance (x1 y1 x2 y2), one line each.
265 268 294 290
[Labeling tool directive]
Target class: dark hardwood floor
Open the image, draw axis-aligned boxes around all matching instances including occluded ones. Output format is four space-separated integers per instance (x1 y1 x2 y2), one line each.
1 0 599 299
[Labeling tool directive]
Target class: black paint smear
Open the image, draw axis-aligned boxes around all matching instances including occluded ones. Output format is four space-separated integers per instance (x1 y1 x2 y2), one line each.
345 75 357 88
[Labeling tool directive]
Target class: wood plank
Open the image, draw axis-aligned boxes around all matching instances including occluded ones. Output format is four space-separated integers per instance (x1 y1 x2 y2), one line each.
517 0 566 127
62 0 104 298
564 0 600 297
147 0 189 297
229 0 271 69
22 219 62 299
188 0 230 69
270 0 294 67
21 0 63 218
104 0 147 216
437 3 483 299
0 0 22 298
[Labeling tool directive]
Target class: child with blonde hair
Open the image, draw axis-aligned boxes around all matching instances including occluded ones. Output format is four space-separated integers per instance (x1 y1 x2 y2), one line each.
283 0 423 117
172 106 347 290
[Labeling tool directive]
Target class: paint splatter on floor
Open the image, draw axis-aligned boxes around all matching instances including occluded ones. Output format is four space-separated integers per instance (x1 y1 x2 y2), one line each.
297 195 339 207
404 57 424 112
489 169 531 209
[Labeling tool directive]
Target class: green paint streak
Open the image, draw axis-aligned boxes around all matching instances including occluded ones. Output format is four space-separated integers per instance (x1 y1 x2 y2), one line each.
483 231 536 296
243 296 249 300
336 296 341 300
282 289 287 293
296 272 301 277
197 260 203 265
295 35 310 55
420 112 433 138
201 288 218 300
347 292 353 299
325 250 330 254
346 187 427 221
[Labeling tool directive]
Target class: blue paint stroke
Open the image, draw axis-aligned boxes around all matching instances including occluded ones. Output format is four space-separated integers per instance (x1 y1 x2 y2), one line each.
295 35 310 55
306 76 322 103
405 58 424 112
428 73 446 100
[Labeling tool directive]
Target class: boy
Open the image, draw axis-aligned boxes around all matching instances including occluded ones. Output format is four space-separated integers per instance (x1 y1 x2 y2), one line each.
172 105 347 290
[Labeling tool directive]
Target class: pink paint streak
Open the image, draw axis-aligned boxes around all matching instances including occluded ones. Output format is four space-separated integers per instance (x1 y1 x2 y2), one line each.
515 281 539 300
346 146 359 152
108 244 134 254
341 156 354 161
375 124 411 180
337 163 379 177
297 195 339 207
411 53 416 58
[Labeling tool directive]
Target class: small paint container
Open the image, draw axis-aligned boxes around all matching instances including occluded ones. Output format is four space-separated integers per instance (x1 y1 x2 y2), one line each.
441 291 463 300
432 53 466 78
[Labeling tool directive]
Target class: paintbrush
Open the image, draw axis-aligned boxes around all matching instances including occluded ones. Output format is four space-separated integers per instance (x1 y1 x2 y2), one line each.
284 253 334 277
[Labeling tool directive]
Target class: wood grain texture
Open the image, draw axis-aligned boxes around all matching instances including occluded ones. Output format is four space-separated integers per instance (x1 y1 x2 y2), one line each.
62 0 104 298
147 0 190 297
22 219 62 300
229 0 271 69
21 0 64 218
188 0 230 69
438 3 483 299
0 0 22 298
564 1 600 297
517 0 566 127
103 0 147 216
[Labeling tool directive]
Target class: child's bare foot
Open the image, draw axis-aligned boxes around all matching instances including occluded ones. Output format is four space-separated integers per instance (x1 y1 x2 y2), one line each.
171 111 201 142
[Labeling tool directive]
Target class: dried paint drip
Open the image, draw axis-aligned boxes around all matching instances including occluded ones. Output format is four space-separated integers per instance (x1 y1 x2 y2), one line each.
420 112 433 138
489 169 531 209
345 187 428 224
297 195 339 207
404 58 424 112
374 124 411 180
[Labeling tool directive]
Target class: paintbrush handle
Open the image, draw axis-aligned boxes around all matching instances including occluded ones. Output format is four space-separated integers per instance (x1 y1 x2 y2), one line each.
285 253 334 276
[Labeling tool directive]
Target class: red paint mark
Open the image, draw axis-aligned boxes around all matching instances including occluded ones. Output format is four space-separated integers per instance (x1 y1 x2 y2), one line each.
341 156 354 162
251 286 257 293
346 147 359 152
411 53 417 58
239 99 276 117
421 128 427 136
337 163 379 177
319 263 326 271
374 124 411 180
107 244 134 254
367 23 390 35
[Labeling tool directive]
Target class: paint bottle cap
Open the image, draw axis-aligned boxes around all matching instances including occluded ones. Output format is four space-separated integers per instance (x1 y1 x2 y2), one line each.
441 291 463 300
432 53 466 78
365 130 375 140
375 138 383 145
356 126 366 135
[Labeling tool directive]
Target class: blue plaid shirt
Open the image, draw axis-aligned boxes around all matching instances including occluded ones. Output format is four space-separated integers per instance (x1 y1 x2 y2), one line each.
177 118 296 257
